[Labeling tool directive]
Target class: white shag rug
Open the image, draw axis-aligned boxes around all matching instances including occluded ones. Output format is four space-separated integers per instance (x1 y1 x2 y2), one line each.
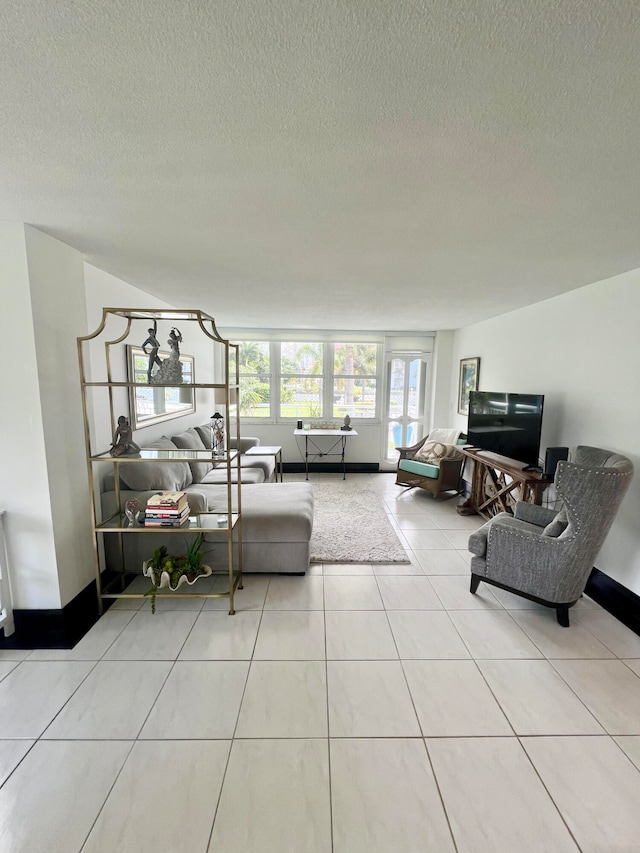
309 482 409 564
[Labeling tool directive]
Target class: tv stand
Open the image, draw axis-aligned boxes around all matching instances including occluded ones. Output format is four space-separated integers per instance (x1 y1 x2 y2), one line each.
457 448 552 519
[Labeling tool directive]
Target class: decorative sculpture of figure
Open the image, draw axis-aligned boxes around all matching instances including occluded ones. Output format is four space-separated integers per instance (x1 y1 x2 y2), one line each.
110 416 141 457
167 327 182 360
341 414 352 431
141 320 162 383
150 326 184 385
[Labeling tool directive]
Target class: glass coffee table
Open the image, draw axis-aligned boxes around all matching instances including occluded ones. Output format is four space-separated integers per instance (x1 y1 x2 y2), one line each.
245 445 283 482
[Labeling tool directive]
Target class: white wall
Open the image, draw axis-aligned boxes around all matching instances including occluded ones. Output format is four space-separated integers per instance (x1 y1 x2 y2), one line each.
23 226 96 607
450 269 640 595
0 224 61 608
430 331 455 431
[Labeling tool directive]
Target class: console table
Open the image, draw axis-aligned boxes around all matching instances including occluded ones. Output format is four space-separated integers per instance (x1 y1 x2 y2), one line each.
294 428 358 480
457 448 552 519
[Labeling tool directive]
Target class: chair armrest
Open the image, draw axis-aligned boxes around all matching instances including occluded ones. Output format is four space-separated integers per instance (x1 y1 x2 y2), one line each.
514 502 557 528
485 517 578 601
396 436 428 460
434 454 464 490
396 447 414 460
470 514 542 557
437 454 464 474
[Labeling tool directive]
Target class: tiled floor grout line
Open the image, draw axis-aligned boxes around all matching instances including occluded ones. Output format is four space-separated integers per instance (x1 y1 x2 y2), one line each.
516 733 586 852
322 567 336 853
420 736 461 853
34 658 101 741
77 738 138 852
205 575 270 850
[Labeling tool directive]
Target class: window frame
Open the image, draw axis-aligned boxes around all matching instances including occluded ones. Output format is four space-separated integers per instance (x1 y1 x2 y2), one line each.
331 342 379 421
236 340 273 420
279 340 325 421
233 335 383 424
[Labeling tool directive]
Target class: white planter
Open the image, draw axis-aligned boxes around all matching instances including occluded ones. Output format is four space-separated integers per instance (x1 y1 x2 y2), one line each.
142 561 212 591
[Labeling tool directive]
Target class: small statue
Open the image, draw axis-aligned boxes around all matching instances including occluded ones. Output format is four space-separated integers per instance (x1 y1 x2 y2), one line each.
341 414 352 431
211 411 225 456
124 498 142 525
141 321 162 383
167 327 182 360
110 416 141 457
151 327 184 385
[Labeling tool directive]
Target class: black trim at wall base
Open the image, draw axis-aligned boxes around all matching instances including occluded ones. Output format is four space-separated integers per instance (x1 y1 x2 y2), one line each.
0 580 103 650
585 568 640 637
284 462 379 474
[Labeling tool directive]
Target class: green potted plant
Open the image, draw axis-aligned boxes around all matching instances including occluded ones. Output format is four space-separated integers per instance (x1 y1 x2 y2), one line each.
142 533 212 613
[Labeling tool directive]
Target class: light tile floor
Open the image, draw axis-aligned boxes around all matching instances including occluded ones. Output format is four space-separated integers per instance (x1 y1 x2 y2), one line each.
1 473 640 851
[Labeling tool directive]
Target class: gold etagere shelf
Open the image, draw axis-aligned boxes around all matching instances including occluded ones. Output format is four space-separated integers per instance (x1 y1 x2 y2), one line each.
77 308 243 614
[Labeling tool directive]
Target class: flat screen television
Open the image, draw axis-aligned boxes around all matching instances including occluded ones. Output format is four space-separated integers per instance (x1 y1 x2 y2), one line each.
467 391 545 467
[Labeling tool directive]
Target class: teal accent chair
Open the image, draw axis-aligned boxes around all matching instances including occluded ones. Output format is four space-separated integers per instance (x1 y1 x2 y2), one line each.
395 434 466 498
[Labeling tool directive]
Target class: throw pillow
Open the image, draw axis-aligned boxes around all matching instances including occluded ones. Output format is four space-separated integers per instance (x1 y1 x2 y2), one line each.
194 423 213 449
119 437 193 492
413 440 457 464
171 427 214 483
542 507 569 538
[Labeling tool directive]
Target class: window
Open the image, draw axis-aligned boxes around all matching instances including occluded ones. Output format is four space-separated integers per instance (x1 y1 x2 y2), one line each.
332 343 377 418
280 342 324 418
233 336 381 422
237 341 271 418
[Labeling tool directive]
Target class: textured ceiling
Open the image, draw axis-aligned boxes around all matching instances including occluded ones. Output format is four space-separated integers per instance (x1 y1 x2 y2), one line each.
1 0 639 330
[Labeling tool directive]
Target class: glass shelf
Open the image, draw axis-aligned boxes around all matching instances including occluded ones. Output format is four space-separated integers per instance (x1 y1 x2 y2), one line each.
105 308 216 322
97 512 240 533
91 449 239 463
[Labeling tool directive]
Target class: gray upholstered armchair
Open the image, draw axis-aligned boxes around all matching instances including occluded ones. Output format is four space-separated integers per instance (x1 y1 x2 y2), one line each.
467 446 634 626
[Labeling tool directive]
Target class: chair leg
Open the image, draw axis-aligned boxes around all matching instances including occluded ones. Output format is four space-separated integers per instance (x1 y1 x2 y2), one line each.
556 605 570 627
470 574 481 594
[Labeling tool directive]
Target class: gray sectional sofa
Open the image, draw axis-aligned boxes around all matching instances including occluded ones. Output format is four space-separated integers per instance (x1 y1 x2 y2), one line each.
101 422 314 574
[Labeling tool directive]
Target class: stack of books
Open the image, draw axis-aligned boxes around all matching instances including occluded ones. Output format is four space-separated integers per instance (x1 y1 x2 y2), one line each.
144 492 190 527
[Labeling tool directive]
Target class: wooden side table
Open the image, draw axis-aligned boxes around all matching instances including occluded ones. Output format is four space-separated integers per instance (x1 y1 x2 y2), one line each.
458 448 552 519
245 445 284 482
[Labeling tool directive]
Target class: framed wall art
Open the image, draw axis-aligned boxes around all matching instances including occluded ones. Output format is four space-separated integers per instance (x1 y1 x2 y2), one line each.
127 345 195 429
458 357 480 415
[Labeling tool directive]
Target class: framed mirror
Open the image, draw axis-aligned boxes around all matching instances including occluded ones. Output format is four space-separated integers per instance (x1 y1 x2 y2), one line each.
127 345 195 429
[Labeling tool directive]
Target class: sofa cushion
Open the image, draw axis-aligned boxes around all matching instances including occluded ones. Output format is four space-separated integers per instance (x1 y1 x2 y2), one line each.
413 440 458 464
170 427 214 483
194 423 214 449
200 467 264 485
398 459 440 479
240 453 276 482
542 507 569 538
201 483 314 543
118 437 193 492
